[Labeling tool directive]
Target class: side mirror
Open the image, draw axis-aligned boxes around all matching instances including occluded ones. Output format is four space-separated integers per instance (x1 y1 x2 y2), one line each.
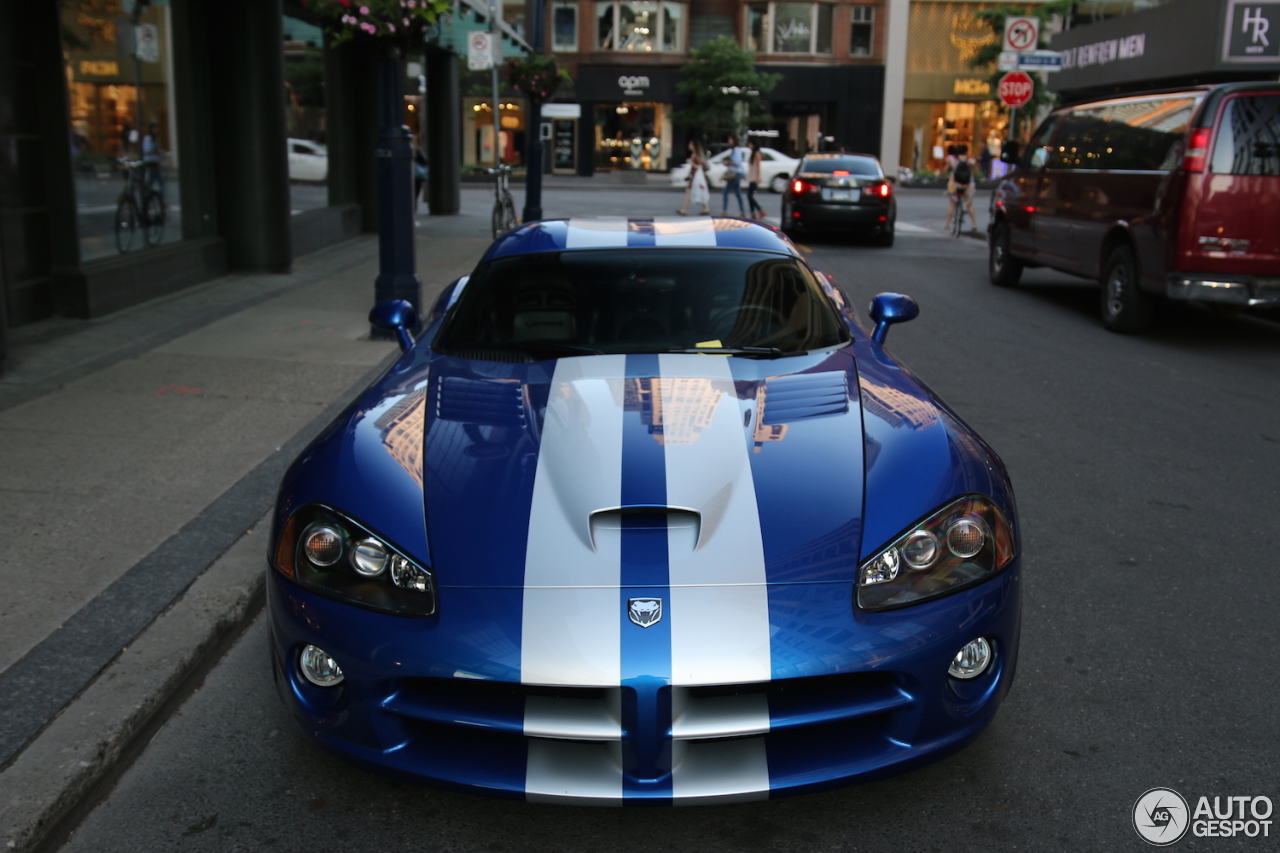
868 292 919 344
369 299 418 352
1000 140 1021 164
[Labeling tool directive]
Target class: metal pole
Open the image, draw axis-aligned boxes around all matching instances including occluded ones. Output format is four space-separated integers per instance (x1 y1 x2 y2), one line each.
372 51 423 334
521 0 546 223
490 3 500 172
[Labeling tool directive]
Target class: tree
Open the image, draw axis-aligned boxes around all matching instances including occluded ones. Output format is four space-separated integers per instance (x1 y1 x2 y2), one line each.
672 37 781 141
968 1 1075 140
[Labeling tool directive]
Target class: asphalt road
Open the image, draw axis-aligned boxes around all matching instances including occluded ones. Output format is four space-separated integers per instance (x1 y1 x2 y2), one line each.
59 187 1280 852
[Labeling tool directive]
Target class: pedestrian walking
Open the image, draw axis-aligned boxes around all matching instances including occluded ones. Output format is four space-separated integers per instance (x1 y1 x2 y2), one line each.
677 140 711 215
719 134 747 216
745 139 765 220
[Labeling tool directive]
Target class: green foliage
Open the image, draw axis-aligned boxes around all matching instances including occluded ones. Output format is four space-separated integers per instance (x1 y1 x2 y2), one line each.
672 37 781 139
968 1 1075 139
301 0 452 47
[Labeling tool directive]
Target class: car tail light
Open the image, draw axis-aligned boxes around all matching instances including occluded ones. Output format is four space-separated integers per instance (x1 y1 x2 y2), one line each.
873 181 891 198
833 170 850 176
791 179 819 196
1183 127 1211 173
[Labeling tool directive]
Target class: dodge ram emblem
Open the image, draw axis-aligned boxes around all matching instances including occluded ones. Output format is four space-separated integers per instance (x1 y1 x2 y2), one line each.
627 598 662 628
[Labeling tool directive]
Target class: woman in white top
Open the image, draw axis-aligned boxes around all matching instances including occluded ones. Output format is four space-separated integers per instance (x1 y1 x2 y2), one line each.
677 140 711 215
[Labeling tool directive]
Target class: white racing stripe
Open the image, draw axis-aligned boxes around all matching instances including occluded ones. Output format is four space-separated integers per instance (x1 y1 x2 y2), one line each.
521 355 626 687
657 354 772 687
564 218 630 249
654 218 718 247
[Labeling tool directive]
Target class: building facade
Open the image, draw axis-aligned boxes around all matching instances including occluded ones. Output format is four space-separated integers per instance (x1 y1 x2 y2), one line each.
1049 0 1280 102
0 0 514 376
531 0 890 174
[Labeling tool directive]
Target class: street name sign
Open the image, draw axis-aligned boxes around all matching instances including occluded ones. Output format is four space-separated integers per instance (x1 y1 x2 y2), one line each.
1000 49 1063 72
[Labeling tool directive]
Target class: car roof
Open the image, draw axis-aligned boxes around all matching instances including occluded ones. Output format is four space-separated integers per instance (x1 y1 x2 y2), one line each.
483 217 803 261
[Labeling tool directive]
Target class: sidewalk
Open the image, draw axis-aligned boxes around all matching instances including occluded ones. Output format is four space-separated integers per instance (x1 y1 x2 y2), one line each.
0 217 488 852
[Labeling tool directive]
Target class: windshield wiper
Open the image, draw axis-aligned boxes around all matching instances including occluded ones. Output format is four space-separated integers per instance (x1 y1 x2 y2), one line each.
663 346 804 359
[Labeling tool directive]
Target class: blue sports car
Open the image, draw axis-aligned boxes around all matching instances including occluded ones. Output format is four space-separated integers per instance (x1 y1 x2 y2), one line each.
268 217 1021 804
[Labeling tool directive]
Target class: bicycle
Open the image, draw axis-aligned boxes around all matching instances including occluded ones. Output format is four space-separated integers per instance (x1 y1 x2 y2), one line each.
486 164 517 239
115 158 165 252
949 188 969 237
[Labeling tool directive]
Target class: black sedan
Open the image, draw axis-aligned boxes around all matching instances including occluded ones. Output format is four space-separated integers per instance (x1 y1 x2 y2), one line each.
780 153 896 247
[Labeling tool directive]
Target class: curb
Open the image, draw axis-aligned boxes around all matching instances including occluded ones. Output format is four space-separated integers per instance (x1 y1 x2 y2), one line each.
0 514 269 853
0 346 399 853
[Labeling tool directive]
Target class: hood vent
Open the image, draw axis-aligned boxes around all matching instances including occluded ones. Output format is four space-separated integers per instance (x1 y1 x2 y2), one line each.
437 376 526 427
760 371 849 425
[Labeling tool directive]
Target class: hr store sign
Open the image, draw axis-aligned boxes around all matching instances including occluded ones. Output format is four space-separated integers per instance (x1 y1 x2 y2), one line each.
1223 1 1280 62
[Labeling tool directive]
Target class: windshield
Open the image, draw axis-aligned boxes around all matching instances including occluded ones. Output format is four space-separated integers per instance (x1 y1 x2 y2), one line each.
436 249 848 359
799 155 882 176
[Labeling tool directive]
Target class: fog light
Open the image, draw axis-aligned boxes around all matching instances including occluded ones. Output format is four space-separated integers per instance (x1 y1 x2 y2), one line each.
302 524 344 567
948 637 992 680
299 644 344 687
351 538 389 576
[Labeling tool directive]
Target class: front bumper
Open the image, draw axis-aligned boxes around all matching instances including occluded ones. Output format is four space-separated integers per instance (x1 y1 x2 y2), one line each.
268 562 1021 804
1166 274 1280 306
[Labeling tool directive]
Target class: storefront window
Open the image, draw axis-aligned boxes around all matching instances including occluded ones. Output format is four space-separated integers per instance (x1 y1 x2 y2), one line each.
62 0 182 261
594 103 665 170
553 1 579 51
745 2 833 55
283 13 328 214
662 2 683 52
465 99 526 167
850 5 874 56
595 1 683 52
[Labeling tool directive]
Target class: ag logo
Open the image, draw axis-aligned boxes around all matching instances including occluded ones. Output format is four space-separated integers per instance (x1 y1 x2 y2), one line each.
627 598 662 628
1133 787 1190 845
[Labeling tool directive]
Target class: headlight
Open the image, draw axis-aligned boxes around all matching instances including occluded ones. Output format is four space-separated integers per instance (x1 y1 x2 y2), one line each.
272 505 436 617
857 495 1014 612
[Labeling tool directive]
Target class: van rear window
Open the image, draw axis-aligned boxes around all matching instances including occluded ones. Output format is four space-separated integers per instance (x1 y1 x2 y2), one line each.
1049 96 1197 171
1210 95 1280 176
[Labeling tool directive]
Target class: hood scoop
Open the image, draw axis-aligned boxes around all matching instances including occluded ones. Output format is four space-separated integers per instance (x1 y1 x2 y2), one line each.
759 371 849 425
437 376 525 427
589 506 701 553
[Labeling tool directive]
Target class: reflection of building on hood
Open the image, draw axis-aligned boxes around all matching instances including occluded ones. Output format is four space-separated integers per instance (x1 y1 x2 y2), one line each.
623 377 724 446
859 379 938 432
376 388 428 488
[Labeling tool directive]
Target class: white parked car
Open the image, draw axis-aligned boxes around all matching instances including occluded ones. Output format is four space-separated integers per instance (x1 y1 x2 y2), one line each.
668 147 799 193
288 138 328 182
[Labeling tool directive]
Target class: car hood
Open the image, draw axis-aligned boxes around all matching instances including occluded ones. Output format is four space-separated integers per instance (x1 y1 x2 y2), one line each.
421 350 867 591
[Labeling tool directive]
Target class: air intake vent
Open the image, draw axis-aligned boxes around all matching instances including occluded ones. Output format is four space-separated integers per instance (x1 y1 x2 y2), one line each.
437 377 526 427
760 371 848 425
450 349 532 363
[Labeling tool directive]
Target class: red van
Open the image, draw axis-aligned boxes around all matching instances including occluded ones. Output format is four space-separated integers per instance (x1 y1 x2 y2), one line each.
988 82 1280 332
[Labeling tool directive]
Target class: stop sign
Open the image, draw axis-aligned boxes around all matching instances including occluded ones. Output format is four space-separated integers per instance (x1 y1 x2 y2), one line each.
999 71 1034 107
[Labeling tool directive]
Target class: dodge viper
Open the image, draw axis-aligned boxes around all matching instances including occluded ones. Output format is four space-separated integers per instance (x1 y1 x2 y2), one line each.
267 217 1021 804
